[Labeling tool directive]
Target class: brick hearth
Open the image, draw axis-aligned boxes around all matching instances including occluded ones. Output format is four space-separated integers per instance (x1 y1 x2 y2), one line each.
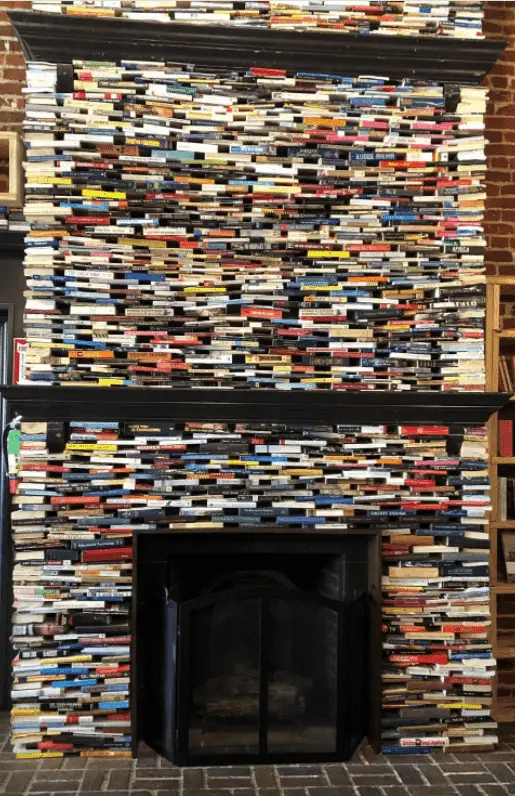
1 714 515 796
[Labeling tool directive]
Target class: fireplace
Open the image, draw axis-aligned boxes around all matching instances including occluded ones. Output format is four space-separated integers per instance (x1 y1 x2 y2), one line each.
134 531 381 765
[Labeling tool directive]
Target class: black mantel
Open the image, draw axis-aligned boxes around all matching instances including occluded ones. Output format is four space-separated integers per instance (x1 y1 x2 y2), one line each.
0 386 510 425
9 11 506 85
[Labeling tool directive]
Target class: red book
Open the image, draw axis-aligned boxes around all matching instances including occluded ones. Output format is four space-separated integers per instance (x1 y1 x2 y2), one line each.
400 426 449 436
79 635 131 645
82 547 132 563
50 496 100 506
96 665 130 676
499 419 513 457
390 653 448 666
442 624 487 634
444 677 491 686
250 67 286 78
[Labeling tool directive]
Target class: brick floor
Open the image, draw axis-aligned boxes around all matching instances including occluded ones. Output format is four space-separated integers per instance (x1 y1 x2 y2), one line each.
2 714 515 795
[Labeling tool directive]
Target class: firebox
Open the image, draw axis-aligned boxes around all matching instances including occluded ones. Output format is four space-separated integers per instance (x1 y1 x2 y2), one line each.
133 531 381 765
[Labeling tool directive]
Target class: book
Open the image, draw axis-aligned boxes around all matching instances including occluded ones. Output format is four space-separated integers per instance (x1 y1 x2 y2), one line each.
499 419 513 458
498 355 513 392
500 531 515 583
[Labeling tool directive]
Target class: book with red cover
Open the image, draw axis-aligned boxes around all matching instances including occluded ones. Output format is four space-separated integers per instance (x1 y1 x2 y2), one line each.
499 419 513 458
81 547 133 563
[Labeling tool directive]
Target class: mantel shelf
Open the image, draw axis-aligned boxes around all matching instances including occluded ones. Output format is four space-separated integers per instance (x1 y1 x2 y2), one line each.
9 11 506 84
0 386 509 424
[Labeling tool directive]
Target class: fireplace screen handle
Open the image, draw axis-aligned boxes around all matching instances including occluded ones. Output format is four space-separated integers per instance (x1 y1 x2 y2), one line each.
258 598 270 756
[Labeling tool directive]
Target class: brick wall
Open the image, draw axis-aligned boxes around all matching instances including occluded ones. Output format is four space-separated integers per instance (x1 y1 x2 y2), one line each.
0 0 28 133
0 0 28 192
483 3 515 326
484 2 515 274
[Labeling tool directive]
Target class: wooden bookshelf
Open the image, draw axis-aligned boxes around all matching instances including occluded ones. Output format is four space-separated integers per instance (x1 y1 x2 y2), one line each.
0 133 22 207
494 706 515 724
487 276 515 723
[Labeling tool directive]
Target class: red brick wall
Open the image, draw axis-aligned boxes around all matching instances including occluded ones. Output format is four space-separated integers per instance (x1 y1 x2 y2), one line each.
0 0 28 133
483 3 515 325
0 0 29 192
484 2 515 279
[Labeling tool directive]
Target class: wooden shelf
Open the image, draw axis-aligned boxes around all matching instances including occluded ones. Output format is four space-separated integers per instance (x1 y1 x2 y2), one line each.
488 278 515 722
493 705 515 723
492 583 515 594
495 641 515 659
487 276 515 286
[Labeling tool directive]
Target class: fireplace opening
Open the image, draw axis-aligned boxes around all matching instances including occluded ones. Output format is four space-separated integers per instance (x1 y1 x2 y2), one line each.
134 532 380 765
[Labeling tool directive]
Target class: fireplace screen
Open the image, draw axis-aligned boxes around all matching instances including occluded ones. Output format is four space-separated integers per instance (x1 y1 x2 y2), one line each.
161 585 368 764
186 588 339 757
136 535 375 765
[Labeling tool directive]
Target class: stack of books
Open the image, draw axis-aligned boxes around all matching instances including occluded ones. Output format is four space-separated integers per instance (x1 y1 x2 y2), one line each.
22 61 487 391
382 425 496 753
0 207 29 233
6 209 30 233
8 418 494 755
30 2 485 38
11 420 132 760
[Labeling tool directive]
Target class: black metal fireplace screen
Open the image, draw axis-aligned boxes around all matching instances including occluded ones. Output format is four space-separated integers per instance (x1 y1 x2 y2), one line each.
150 584 369 765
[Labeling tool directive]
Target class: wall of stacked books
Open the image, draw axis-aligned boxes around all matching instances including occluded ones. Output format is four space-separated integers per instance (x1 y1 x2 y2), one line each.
7 0 502 760
9 418 495 756
23 62 487 390
30 1 485 37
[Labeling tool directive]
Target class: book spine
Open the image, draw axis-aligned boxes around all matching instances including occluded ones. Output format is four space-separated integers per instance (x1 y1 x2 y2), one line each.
499 419 513 458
